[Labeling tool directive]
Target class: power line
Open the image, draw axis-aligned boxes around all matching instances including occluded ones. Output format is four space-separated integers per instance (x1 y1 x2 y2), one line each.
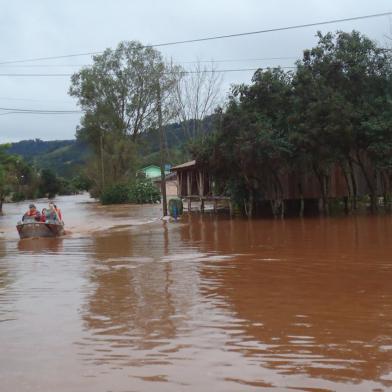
0 12 390 65
184 67 296 73
0 106 81 113
0 56 299 68
152 12 392 47
0 73 73 76
0 96 75 103
0 66 297 77
182 56 298 63
0 52 102 66
0 111 81 116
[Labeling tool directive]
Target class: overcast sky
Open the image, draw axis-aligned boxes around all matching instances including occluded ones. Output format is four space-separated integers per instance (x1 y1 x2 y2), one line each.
0 0 391 142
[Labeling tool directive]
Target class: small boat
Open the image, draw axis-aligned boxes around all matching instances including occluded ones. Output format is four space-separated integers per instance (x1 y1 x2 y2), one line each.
16 218 65 239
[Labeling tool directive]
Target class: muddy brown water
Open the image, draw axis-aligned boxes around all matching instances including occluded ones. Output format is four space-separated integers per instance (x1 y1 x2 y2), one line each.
0 194 392 391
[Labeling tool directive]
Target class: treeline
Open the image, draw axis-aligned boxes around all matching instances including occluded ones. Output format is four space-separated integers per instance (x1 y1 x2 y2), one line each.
0 144 90 212
191 31 392 216
7 139 91 178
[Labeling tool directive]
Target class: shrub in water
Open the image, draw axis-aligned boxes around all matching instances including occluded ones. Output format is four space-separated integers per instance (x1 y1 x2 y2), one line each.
100 183 130 205
11 191 26 202
128 179 160 204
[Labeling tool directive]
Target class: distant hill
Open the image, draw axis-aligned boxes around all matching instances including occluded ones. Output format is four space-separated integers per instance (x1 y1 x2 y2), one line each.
5 116 216 178
7 139 91 178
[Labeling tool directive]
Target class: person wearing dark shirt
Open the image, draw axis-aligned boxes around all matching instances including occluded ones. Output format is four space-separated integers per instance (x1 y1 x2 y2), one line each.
22 204 41 222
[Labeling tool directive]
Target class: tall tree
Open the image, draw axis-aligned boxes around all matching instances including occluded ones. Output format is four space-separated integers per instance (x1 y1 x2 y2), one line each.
69 41 174 196
293 31 392 212
0 146 20 212
191 68 293 217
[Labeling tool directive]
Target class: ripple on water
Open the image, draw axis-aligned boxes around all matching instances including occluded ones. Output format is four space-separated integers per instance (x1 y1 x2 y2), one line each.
1 196 392 391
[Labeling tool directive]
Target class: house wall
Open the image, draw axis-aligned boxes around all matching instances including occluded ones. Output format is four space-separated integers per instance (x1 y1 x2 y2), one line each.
144 167 162 178
176 168 211 197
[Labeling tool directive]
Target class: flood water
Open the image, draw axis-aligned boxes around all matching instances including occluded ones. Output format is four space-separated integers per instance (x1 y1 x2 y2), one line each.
1 194 392 391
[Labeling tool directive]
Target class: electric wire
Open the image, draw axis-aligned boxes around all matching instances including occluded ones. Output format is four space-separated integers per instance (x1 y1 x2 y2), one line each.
0 11 390 65
0 66 297 77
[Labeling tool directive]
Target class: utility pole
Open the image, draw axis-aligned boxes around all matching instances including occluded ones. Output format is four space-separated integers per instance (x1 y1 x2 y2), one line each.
157 79 168 216
100 132 105 189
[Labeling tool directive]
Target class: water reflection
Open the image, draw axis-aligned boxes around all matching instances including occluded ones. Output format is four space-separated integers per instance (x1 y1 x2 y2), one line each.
179 214 392 389
17 237 64 253
2 194 392 391
79 224 200 367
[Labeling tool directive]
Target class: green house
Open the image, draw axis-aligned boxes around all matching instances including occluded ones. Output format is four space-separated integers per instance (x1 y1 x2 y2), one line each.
139 165 171 179
139 165 161 179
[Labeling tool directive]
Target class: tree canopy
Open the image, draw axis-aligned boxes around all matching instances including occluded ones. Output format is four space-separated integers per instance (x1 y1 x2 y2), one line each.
191 31 392 216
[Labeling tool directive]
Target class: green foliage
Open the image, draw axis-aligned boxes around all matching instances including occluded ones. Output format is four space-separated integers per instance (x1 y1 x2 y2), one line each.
38 169 62 199
128 179 160 204
191 31 392 216
7 139 91 179
100 183 131 205
11 191 26 202
70 174 93 192
100 179 160 205
69 40 181 198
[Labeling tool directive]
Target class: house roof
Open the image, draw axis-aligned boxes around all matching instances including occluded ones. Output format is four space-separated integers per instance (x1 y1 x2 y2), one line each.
139 165 160 172
171 160 196 171
153 171 177 182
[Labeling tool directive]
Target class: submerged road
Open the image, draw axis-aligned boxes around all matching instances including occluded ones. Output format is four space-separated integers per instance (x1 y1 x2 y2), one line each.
0 194 392 391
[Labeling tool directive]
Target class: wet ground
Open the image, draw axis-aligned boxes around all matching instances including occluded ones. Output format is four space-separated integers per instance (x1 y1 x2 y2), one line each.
0 194 392 391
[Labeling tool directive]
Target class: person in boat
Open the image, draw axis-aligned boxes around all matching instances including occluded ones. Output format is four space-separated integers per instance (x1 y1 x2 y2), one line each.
22 204 41 222
54 204 63 222
40 208 47 222
48 202 62 223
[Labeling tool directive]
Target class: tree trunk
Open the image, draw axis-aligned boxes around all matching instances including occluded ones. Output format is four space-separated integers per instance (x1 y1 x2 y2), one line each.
381 171 391 212
348 158 357 210
244 189 254 218
324 175 330 215
341 162 352 213
356 151 377 212
271 171 284 219
298 183 304 218
343 196 349 214
314 167 330 216
100 133 105 191
248 190 254 218
271 181 279 219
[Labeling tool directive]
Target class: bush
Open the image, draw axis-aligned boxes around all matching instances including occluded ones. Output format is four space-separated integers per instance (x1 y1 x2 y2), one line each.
100 179 160 205
11 191 26 202
71 174 92 192
38 168 61 198
128 179 160 204
100 183 130 205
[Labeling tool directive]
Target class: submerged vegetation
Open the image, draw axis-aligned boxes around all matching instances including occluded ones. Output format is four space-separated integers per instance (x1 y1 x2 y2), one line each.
100 179 161 205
